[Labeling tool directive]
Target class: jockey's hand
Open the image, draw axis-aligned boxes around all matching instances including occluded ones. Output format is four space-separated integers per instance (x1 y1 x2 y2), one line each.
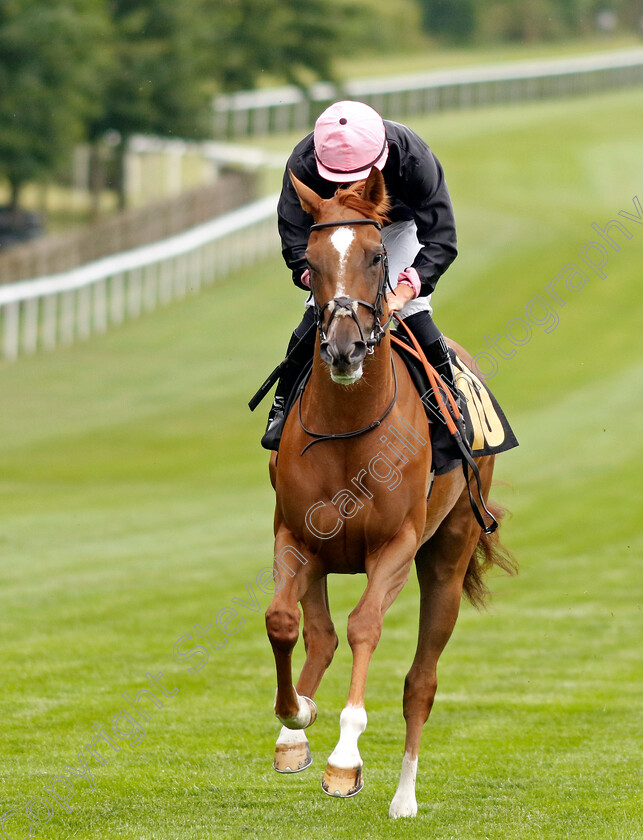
386 282 415 312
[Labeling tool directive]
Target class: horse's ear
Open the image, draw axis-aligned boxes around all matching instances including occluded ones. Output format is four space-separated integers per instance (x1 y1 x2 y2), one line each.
360 167 387 212
289 170 323 219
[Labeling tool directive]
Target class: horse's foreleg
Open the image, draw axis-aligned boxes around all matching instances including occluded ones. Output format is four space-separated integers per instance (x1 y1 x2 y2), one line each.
265 537 319 732
322 521 421 798
389 463 493 818
274 577 337 773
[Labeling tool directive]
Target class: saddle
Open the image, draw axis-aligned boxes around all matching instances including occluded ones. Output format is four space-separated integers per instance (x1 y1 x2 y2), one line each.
392 334 518 475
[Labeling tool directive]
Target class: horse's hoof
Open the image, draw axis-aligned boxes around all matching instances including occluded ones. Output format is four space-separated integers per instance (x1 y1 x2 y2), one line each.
273 740 313 774
389 794 418 818
321 763 364 797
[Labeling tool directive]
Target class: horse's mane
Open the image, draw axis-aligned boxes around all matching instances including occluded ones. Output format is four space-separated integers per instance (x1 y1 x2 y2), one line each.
334 181 390 226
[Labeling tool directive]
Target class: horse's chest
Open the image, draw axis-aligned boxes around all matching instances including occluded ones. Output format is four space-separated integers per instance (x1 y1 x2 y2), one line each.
281 474 417 571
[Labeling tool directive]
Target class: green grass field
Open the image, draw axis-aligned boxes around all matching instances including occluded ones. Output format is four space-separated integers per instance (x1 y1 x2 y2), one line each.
1 88 642 839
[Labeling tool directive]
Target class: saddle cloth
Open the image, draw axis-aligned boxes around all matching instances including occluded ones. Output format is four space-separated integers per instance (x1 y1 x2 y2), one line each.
394 343 519 475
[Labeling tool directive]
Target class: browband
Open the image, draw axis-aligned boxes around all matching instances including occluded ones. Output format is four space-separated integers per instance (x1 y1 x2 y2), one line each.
310 218 382 232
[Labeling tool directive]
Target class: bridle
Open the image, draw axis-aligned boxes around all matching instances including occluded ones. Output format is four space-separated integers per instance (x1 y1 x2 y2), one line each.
308 217 391 352
298 216 397 455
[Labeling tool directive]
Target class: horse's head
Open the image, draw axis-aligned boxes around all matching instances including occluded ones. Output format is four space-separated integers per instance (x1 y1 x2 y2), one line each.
290 168 391 386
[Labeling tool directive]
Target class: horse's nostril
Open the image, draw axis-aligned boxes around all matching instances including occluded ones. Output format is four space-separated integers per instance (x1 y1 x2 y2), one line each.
350 341 367 362
320 341 335 364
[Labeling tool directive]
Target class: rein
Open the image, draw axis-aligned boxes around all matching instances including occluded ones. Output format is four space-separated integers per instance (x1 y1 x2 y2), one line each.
298 216 396 455
298 358 398 455
391 315 498 534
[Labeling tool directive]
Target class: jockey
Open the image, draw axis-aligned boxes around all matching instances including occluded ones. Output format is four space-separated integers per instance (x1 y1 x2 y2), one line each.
262 100 459 451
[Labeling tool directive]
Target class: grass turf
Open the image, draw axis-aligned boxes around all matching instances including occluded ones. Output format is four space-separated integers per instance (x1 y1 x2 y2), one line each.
0 88 641 839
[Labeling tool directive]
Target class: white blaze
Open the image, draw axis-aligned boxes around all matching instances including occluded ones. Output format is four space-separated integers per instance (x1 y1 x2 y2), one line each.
330 227 355 294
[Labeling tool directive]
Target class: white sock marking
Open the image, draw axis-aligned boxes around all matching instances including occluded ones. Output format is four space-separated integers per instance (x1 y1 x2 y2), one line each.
389 752 418 818
276 725 309 746
327 704 367 769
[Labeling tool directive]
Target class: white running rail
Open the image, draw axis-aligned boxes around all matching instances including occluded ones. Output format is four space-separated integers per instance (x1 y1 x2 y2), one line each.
213 47 643 138
0 194 279 362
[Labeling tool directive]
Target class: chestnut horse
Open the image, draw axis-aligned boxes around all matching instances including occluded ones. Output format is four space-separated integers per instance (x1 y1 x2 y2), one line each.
265 168 513 818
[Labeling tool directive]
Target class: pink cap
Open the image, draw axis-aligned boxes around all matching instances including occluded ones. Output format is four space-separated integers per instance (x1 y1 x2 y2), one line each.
314 101 389 183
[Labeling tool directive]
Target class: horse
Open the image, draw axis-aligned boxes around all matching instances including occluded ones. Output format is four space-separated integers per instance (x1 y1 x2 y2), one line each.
264 167 515 818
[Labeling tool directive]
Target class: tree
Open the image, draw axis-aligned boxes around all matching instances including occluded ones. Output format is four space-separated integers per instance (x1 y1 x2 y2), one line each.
88 0 214 208
417 0 476 43
91 0 214 141
1 0 379 215
206 0 341 91
90 0 357 207
0 0 112 210
418 0 643 43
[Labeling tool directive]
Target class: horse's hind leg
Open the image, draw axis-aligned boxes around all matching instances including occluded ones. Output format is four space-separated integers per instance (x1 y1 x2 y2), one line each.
389 462 493 818
274 577 338 773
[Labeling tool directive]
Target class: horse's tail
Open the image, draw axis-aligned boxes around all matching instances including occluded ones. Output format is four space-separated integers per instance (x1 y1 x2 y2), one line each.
463 499 517 609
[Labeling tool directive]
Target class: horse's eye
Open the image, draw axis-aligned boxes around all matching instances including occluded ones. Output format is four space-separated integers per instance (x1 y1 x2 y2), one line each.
372 254 382 265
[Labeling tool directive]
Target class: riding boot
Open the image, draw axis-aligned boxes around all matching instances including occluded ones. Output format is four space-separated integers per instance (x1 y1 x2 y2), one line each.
261 394 288 451
261 309 316 451
423 335 460 405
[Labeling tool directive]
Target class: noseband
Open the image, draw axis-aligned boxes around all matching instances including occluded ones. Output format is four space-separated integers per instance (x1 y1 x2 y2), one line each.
309 218 391 350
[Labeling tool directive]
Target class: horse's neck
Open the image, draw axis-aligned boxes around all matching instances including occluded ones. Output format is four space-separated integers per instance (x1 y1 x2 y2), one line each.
305 335 394 432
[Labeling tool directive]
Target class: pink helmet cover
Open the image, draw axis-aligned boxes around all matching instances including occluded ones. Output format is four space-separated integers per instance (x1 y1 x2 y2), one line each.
313 100 389 183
